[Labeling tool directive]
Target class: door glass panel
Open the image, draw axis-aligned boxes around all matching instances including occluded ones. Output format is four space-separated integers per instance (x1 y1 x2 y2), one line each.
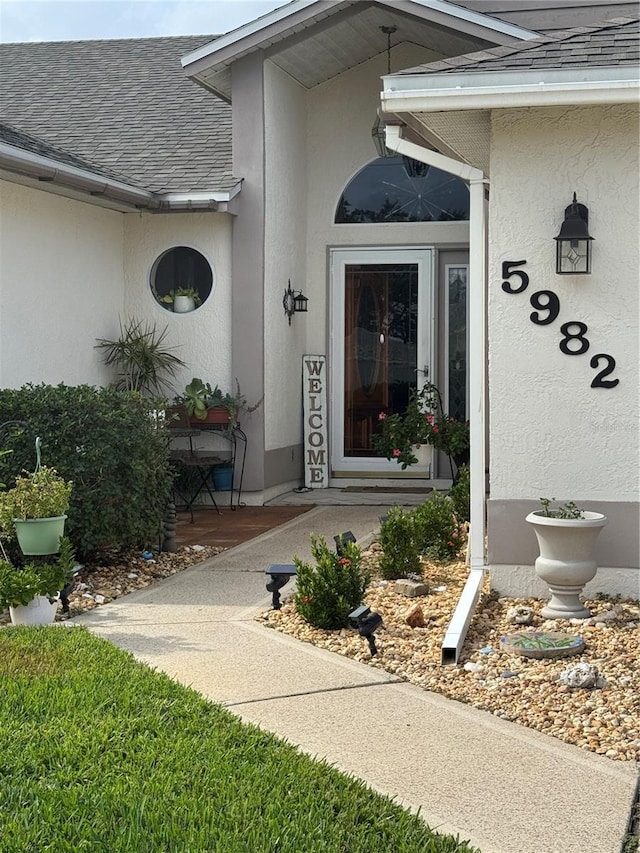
447 266 467 421
344 264 418 457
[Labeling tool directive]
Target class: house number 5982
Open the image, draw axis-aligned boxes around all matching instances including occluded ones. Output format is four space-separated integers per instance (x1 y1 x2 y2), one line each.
501 260 619 389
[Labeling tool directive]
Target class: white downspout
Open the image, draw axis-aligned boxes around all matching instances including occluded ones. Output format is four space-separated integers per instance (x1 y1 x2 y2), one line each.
385 126 488 664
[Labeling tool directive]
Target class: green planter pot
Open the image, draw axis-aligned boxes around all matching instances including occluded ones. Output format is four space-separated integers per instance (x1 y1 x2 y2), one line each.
212 465 233 492
14 515 67 555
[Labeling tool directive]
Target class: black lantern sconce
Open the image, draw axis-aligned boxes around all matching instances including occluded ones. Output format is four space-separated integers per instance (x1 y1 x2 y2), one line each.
283 280 309 325
554 193 594 275
348 605 383 656
265 563 297 609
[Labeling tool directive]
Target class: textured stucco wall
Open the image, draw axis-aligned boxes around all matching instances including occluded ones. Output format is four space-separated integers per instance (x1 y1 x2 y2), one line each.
0 180 124 387
123 211 233 401
488 104 640 504
264 61 308 452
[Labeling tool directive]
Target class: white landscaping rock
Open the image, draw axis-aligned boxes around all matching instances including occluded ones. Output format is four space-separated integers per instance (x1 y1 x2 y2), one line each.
507 605 534 625
558 662 606 689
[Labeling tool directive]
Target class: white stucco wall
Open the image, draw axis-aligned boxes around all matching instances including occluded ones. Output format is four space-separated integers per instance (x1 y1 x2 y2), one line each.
0 180 124 387
123 211 233 401
488 104 640 503
264 61 308 450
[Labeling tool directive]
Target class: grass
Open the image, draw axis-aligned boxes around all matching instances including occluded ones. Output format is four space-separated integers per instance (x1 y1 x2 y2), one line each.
0 627 479 853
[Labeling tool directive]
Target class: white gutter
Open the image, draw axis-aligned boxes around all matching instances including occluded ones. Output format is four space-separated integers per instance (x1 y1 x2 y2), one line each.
0 142 243 212
385 125 487 665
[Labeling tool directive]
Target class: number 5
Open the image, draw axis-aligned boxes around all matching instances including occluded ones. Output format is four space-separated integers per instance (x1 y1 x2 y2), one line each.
501 260 529 294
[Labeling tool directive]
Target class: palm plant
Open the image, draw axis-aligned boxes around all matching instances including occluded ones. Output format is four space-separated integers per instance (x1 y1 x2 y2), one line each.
95 317 186 399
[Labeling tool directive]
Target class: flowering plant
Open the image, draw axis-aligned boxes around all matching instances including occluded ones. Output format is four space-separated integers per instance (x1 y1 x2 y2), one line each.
372 382 469 478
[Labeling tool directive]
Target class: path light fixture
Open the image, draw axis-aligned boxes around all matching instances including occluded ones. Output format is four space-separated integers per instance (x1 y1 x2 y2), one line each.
265 564 297 610
554 193 594 275
283 280 309 325
348 605 383 656
334 531 356 555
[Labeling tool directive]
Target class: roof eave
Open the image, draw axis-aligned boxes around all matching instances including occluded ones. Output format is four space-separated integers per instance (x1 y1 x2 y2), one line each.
381 67 640 112
0 142 243 212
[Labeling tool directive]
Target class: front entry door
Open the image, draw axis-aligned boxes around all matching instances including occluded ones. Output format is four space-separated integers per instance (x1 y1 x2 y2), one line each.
330 248 433 474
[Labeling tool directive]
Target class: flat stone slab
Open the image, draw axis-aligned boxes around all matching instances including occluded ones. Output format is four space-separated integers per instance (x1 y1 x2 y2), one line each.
500 631 585 659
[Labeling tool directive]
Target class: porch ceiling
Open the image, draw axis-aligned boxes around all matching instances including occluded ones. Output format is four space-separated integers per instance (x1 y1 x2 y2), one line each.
400 109 491 176
184 1 536 101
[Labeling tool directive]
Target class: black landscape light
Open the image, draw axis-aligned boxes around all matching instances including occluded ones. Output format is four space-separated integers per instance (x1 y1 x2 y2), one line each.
348 605 383 656
265 564 297 610
334 531 356 555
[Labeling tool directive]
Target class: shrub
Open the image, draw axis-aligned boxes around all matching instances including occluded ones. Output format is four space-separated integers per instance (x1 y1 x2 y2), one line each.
294 534 370 629
0 384 173 560
378 507 422 579
412 492 461 561
448 464 470 523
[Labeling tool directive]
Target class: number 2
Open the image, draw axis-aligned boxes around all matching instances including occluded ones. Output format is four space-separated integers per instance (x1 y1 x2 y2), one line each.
590 354 619 388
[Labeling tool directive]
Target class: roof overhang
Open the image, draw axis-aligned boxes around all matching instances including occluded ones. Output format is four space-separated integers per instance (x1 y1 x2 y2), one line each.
182 0 538 101
381 64 640 112
0 142 243 213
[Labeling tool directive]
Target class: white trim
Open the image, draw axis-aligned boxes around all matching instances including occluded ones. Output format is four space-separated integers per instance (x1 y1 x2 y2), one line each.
329 246 434 475
382 68 640 113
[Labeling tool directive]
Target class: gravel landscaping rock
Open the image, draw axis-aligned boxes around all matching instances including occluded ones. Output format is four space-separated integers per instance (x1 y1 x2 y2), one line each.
258 541 640 763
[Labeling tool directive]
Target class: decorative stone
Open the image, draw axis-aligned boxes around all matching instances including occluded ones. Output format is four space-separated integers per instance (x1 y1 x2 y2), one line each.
394 579 429 597
480 646 493 655
558 662 605 689
584 609 618 626
500 631 585 659
464 662 483 673
500 671 519 678
404 604 425 629
507 605 534 625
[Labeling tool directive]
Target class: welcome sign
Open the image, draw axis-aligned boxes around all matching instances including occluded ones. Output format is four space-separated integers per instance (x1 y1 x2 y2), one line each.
302 354 328 488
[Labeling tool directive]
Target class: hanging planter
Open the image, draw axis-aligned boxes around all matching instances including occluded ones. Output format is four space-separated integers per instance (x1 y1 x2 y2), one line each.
13 515 67 556
526 500 607 620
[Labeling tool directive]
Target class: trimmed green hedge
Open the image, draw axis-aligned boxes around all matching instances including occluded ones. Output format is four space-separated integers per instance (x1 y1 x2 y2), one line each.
0 384 172 559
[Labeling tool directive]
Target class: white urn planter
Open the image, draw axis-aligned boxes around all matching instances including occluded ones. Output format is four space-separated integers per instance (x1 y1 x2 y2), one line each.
411 443 433 474
9 595 59 626
525 511 608 620
173 295 196 313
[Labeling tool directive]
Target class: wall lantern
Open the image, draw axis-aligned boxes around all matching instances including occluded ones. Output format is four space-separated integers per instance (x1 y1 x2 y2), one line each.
554 193 594 275
283 280 309 325
265 563 297 609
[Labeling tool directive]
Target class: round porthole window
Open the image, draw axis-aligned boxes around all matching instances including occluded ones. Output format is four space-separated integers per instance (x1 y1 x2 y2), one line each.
150 246 213 313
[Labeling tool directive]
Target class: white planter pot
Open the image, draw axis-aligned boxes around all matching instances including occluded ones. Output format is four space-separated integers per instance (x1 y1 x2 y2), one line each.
173 295 196 313
411 443 433 474
525 511 608 620
9 595 59 625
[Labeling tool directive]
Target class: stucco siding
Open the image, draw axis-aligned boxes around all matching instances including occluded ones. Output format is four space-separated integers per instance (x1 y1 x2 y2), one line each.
488 104 640 504
0 180 124 387
123 211 233 401
264 61 308 453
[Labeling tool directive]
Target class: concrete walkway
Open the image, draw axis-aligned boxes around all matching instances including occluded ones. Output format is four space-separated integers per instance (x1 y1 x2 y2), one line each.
74 506 638 853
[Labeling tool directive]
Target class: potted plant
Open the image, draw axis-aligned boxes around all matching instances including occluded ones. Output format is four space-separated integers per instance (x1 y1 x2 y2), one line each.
526 498 608 620
373 382 469 480
160 287 202 313
0 538 77 625
0 466 73 555
177 378 262 428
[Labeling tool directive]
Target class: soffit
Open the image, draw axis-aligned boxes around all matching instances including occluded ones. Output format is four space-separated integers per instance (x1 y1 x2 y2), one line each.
402 110 491 176
189 3 525 100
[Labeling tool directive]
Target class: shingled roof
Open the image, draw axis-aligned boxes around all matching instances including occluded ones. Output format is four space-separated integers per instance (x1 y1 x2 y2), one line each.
0 35 235 194
396 16 639 76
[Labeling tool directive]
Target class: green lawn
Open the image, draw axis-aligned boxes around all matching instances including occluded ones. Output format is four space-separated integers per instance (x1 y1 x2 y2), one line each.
0 627 478 853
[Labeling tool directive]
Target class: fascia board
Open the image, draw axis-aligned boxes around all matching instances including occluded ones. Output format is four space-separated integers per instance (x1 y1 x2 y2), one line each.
382 68 640 112
387 0 538 42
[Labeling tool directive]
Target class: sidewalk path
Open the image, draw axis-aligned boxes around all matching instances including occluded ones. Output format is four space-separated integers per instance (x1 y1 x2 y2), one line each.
75 507 638 853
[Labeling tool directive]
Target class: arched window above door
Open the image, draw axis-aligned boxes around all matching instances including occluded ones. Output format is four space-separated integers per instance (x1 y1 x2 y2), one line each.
335 156 469 224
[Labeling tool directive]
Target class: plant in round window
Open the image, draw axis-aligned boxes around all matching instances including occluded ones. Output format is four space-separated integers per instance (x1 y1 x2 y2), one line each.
151 247 213 312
